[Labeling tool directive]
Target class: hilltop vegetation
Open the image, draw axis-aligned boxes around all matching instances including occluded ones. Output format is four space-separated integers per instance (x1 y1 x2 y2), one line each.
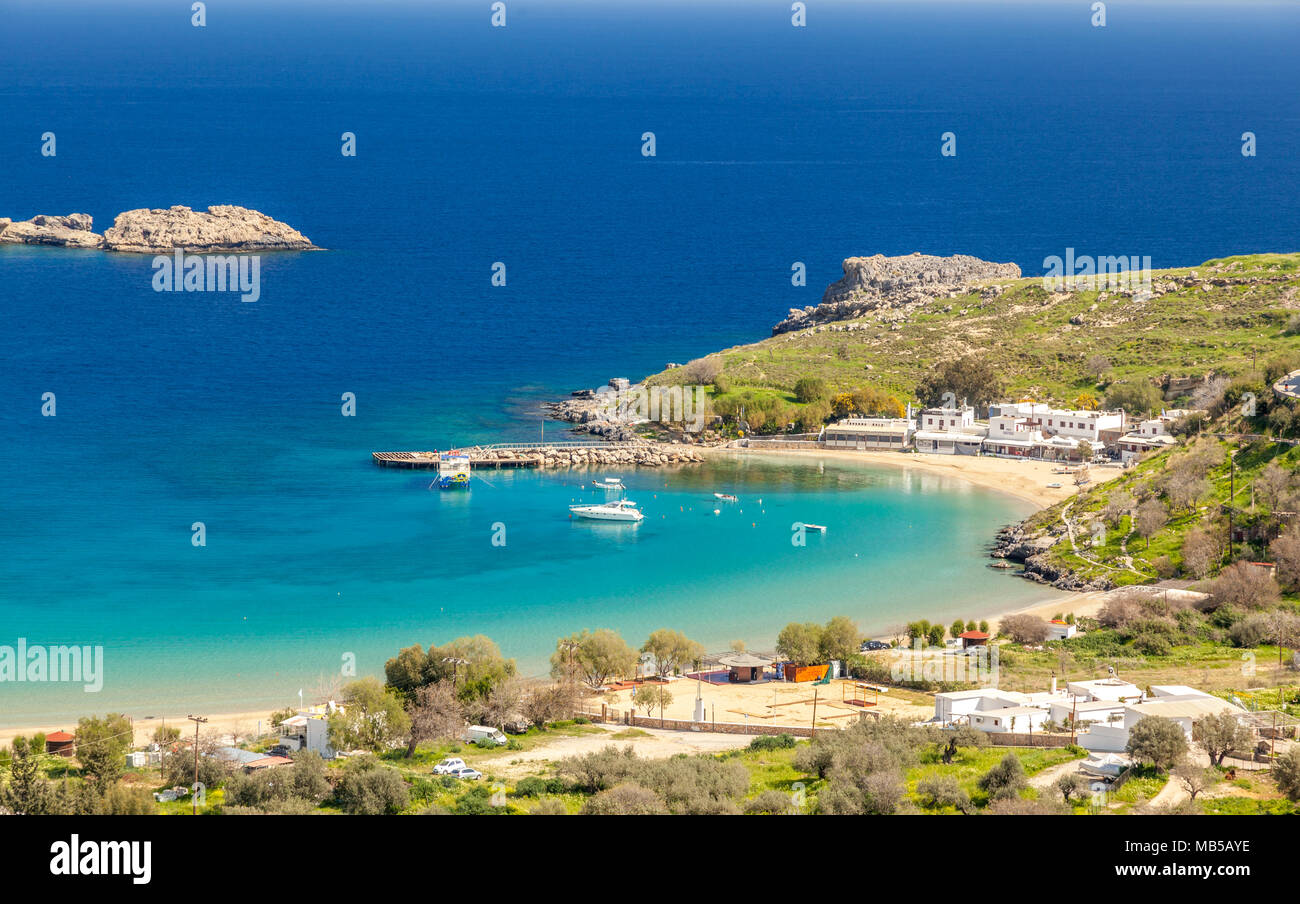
648 254 1300 427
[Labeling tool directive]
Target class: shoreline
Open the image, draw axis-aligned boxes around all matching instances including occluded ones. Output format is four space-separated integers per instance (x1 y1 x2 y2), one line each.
703 445 1080 510
0 448 1090 742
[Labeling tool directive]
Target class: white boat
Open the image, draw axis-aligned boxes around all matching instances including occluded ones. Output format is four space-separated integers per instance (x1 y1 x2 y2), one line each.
569 499 644 522
592 477 625 490
802 523 827 532
713 492 738 502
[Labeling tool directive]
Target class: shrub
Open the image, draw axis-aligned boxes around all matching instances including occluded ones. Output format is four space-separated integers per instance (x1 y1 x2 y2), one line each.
580 783 667 815
746 734 796 752
916 774 973 813
977 753 1027 801
744 789 795 815
334 756 411 815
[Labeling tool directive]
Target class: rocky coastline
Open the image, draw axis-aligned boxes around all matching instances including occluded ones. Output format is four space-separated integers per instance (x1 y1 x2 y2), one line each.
991 523 1116 593
0 205 317 252
773 252 1022 334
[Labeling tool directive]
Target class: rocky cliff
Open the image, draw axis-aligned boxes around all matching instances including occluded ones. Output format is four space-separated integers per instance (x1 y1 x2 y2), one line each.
773 252 1021 334
102 205 317 253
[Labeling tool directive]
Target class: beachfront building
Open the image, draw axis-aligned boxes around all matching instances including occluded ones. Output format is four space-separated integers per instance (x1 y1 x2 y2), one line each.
913 405 988 455
717 652 772 683
45 730 75 757
1080 687 1246 753
279 710 337 759
981 402 1123 461
919 406 976 433
821 417 914 451
1116 432 1178 464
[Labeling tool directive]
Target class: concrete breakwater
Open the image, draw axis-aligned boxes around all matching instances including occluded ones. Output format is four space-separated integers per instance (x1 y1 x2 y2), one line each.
372 442 706 470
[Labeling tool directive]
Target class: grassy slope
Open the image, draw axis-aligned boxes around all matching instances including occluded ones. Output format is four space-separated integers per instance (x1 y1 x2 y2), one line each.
647 253 1300 405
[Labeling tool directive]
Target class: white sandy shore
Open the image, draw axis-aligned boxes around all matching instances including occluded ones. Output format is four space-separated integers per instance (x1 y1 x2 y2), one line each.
704 445 1083 509
0 448 1096 739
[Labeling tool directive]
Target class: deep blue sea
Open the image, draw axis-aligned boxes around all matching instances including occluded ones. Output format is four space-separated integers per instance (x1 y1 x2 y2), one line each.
1 0 1297 724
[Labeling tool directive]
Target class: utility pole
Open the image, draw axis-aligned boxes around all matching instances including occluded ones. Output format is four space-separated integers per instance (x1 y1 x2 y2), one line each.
186 714 207 815
811 687 819 738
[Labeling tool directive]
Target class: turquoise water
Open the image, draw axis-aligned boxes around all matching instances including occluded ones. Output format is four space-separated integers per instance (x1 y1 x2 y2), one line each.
4 0 1292 726
1 452 1058 725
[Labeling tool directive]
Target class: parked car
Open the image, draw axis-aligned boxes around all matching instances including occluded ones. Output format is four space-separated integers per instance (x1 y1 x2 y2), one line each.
463 725 508 747
450 766 483 780
859 640 891 651
433 757 467 775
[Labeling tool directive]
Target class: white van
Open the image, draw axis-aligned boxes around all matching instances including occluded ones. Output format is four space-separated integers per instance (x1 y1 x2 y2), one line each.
464 725 508 747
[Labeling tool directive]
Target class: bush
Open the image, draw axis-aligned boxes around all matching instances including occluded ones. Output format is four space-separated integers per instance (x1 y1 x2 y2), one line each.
334 756 411 815
580 783 667 815
1126 716 1188 772
1274 748 1300 802
916 774 973 813
746 734 796 752
511 776 568 798
1229 613 1273 648
744 789 795 815
793 377 829 404
977 753 1027 801
1000 614 1050 645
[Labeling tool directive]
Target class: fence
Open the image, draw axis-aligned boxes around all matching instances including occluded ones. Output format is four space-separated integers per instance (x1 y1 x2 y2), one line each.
984 732 1076 748
575 705 819 737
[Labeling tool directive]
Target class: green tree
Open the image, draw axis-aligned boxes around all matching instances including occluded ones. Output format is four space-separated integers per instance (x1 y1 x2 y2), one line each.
1274 747 1300 802
0 738 57 814
385 635 517 704
1104 380 1164 417
550 629 638 689
915 356 1005 414
641 629 704 678
329 677 412 753
776 622 824 665
633 684 673 719
1196 713 1252 767
819 616 862 662
1126 716 1187 772
74 713 133 785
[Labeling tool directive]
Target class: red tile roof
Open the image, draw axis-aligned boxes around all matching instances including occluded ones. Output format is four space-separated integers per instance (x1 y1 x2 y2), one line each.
46 731 74 742
959 631 989 639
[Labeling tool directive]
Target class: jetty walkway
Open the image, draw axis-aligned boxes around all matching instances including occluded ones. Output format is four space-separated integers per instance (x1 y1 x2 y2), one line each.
372 440 704 470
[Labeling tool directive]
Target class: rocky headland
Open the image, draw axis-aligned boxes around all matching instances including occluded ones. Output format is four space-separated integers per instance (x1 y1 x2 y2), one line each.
0 205 317 252
773 252 1021 334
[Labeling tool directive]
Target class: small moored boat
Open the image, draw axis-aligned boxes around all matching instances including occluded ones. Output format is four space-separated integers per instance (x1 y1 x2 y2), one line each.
802 523 827 532
592 477 625 490
713 493 738 502
569 499 645 522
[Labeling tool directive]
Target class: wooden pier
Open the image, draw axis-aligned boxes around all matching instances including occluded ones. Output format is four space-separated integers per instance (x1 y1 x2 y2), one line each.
371 441 652 470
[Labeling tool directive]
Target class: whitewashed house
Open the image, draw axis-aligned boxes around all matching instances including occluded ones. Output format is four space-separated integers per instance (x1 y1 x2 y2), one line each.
1047 619 1077 640
932 688 1030 724
821 417 913 451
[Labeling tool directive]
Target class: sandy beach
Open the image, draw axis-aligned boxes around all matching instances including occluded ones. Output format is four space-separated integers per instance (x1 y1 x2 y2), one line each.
707 445 1083 509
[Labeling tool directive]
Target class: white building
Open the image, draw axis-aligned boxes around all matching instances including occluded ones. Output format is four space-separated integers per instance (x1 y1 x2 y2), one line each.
919 406 977 433
932 687 1030 724
969 705 1051 734
821 417 913 451
1067 678 1143 703
1047 619 1077 640
1116 432 1177 464
279 711 336 759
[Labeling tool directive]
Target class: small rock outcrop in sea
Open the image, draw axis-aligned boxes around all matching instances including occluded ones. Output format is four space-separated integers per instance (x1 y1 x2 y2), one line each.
102 205 317 253
0 213 103 248
773 252 1021 334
